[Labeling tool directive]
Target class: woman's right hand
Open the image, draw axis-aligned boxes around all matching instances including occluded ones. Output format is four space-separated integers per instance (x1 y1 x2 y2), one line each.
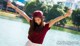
7 1 31 23
7 1 15 9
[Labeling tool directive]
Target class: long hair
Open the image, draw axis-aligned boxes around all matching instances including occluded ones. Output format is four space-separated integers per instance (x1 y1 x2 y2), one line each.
28 10 44 35
29 17 44 35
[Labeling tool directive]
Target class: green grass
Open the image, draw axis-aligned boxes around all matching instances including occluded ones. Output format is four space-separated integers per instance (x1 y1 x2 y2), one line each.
51 26 80 35
22 17 29 23
66 20 74 26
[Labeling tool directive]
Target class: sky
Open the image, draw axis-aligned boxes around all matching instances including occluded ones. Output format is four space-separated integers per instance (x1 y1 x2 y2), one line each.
39 0 66 4
10 0 80 2
10 0 67 3
9 0 80 6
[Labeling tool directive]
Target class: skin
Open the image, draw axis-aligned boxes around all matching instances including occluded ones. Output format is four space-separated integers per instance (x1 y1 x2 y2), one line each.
7 1 73 28
34 17 42 25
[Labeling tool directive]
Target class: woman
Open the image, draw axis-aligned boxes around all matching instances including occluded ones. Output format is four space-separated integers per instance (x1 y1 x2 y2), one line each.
7 1 72 46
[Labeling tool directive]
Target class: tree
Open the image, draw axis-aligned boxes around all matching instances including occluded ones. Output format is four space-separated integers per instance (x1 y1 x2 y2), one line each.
24 0 67 26
24 0 43 18
46 4 66 26
71 9 80 31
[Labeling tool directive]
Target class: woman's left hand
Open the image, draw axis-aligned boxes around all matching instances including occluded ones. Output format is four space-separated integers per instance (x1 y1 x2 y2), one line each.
64 9 73 17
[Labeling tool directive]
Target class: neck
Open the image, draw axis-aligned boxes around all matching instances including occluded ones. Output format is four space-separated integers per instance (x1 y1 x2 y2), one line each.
37 22 41 25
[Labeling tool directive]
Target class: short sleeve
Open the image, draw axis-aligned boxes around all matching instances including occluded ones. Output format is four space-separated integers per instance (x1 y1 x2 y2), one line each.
30 19 32 23
29 19 32 25
45 23 50 29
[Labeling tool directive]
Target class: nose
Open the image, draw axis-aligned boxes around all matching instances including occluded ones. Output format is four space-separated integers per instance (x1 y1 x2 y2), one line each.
37 19 40 21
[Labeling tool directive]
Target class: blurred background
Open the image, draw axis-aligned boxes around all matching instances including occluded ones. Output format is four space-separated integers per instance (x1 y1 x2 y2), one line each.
0 0 80 46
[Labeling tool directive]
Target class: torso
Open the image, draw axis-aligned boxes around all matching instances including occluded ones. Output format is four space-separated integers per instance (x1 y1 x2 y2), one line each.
28 21 50 44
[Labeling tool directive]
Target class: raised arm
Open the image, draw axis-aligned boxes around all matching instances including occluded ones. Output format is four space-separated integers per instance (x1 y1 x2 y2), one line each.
49 9 73 28
7 1 31 23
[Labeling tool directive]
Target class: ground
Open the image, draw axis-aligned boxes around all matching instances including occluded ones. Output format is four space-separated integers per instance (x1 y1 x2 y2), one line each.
0 18 80 46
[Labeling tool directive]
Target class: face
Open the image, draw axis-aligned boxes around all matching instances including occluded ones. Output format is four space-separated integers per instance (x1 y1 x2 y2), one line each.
34 17 42 25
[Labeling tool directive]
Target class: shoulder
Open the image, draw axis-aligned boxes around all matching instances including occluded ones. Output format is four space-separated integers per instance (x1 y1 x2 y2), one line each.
43 22 50 28
44 22 50 29
43 22 48 26
29 19 33 23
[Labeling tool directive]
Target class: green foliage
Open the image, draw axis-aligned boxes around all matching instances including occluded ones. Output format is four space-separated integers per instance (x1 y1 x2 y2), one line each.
64 7 69 12
71 9 80 26
24 0 68 26
46 4 66 25
24 0 43 17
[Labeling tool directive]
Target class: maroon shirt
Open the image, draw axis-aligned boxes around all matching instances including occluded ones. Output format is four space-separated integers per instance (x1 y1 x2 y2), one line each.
28 21 50 44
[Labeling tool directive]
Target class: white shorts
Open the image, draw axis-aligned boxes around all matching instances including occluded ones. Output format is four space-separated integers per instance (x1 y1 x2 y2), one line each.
25 40 43 46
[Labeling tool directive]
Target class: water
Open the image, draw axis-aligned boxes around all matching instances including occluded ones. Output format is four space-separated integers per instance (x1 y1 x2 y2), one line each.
0 18 80 46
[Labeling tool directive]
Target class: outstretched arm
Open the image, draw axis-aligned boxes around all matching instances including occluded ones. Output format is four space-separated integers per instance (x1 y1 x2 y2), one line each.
7 1 31 23
49 9 73 28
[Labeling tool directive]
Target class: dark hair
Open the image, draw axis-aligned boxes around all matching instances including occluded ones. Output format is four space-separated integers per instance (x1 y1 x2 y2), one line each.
29 17 44 35
28 10 44 35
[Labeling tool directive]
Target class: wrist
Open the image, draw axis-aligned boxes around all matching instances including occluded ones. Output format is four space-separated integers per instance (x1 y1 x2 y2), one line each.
13 6 16 9
11 5 16 9
63 15 67 18
13 6 17 10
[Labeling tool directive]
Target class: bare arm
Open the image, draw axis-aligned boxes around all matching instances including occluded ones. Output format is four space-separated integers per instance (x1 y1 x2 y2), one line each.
7 2 31 23
49 9 73 28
